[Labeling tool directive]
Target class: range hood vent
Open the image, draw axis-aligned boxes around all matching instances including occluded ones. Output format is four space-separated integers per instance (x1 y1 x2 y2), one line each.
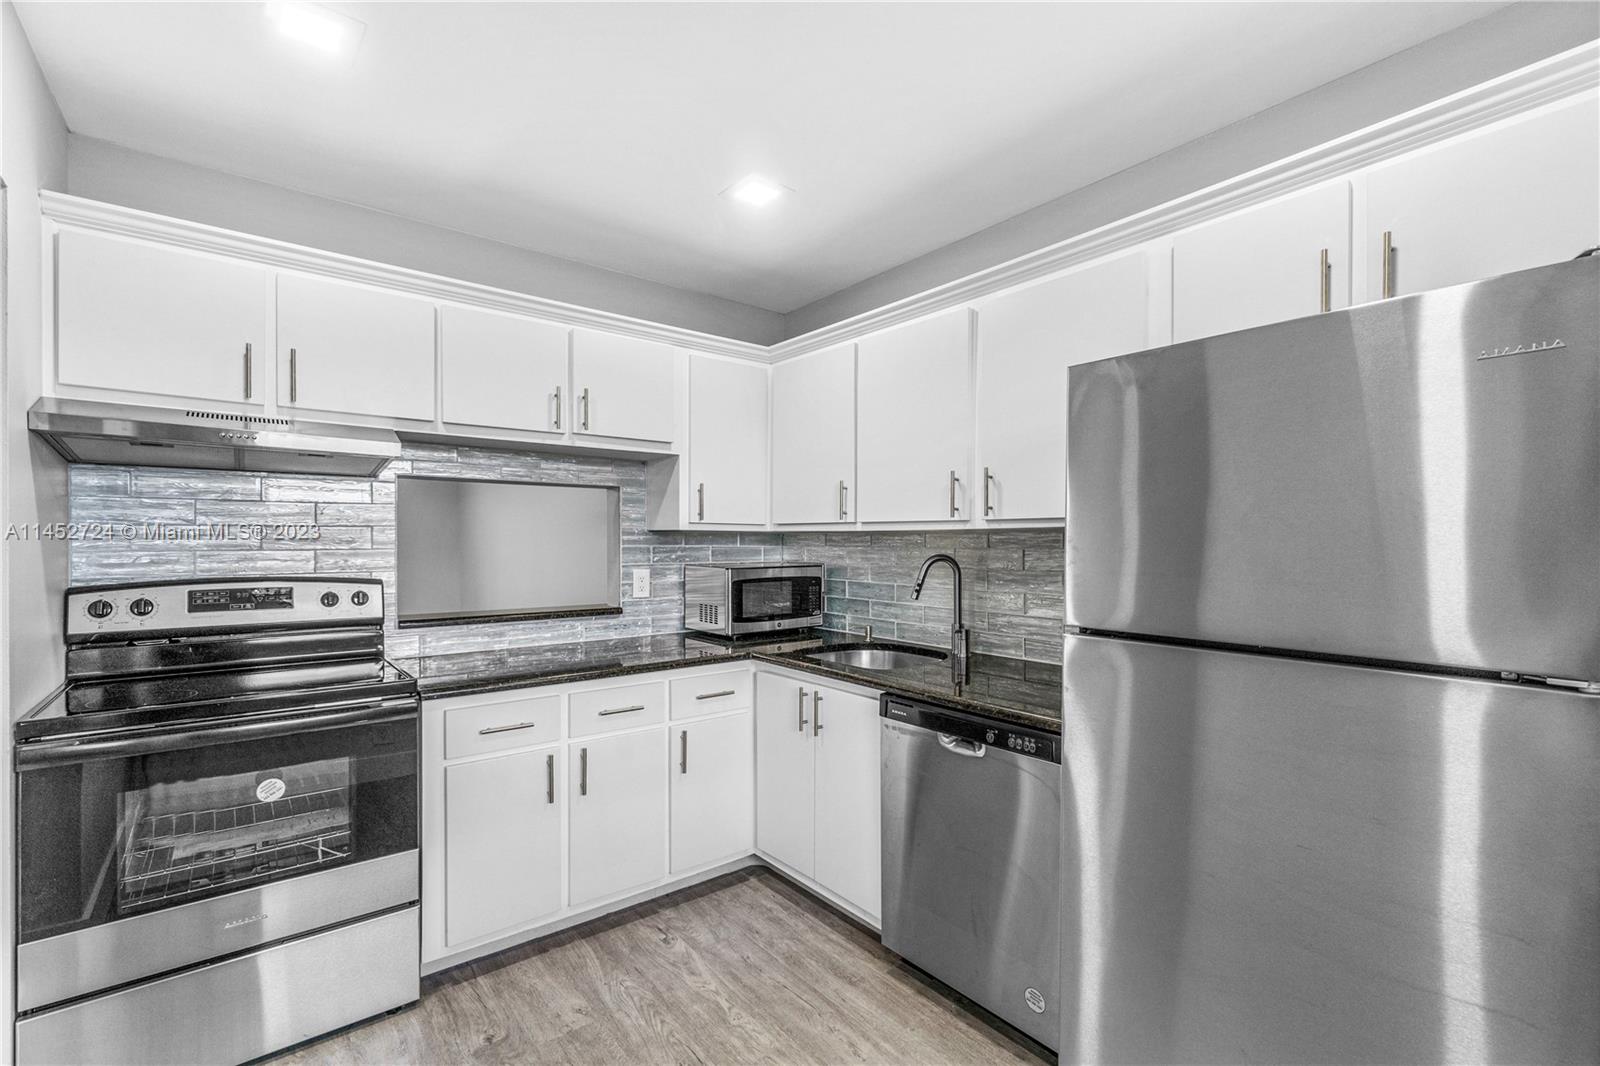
28 398 401 478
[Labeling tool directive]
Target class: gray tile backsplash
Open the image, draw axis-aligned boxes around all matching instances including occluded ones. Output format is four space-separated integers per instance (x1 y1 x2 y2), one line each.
782 529 1066 663
68 448 1065 664
68 444 781 659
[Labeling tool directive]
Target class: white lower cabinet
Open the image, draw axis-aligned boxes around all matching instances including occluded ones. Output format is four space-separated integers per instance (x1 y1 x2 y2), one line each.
754 673 818 876
444 746 563 946
568 726 669 908
669 711 754 874
754 673 882 920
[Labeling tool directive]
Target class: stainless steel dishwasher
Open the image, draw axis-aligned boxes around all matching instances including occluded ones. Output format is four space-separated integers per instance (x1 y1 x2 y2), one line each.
880 694 1060 1050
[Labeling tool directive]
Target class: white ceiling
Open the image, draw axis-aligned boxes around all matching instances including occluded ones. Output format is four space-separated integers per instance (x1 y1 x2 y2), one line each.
18 2 1507 314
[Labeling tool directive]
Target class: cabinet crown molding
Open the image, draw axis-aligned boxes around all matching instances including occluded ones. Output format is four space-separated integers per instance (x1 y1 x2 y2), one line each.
38 191 772 364
40 41 1597 365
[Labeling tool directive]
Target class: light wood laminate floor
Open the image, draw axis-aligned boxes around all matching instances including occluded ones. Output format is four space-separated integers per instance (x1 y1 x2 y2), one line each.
271 868 1053 1065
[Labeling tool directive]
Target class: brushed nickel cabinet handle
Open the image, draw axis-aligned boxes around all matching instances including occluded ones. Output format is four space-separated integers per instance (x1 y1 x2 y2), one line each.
289 347 298 403
579 747 588 796
697 483 705 522
598 704 646 717
695 689 736 701
580 387 590 430
1381 231 1395 299
812 691 823 737
797 687 808 733
983 467 995 516
553 385 562 429
477 720 541 736
546 753 555 804
949 470 961 518
680 729 689 775
839 481 848 520
1319 248 1331 313
243 343 252 400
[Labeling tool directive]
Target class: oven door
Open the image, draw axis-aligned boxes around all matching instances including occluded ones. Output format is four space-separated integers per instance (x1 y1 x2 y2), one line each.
728 569 823 633
14 696 418 1013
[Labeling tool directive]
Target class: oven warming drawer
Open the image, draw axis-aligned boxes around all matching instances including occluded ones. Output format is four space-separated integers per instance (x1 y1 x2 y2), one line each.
16 904 419 1066
17 849 417 1013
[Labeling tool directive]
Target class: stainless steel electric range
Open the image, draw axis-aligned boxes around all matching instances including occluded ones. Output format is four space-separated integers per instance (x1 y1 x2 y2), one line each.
13 577 420 1066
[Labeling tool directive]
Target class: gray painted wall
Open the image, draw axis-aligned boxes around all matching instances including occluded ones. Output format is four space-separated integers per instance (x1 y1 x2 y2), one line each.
783 2 1600 338
67 457 1066 664
66 136 787 346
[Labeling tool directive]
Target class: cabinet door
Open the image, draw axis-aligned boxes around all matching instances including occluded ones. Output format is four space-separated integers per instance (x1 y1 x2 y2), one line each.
669 711 754 874
857 309 972 522
1365 97 1600 301
754 673 816 877
570 329 676 442
771 344 856 525
441 306 569 432
1172 181 1351 343
56 229 267 405
688 356 769 525
568 728 667 907
976 254 1149 521
276 272 436 421
812 685 882 919
443 747 562 947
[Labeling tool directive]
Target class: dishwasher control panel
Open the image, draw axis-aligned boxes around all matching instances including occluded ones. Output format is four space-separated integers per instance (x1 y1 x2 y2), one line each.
881 695 1060 763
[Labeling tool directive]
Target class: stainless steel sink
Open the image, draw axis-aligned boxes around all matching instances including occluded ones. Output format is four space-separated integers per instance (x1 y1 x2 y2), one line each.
806 646 947 671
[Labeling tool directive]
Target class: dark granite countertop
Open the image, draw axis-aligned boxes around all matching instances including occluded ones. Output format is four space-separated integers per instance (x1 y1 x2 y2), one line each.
402 630 1061 734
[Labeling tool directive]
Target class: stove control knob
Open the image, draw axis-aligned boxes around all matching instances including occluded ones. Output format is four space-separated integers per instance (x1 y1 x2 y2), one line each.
350 590 370 607
129 597 155 617
86 598 115 619
320 591 340 608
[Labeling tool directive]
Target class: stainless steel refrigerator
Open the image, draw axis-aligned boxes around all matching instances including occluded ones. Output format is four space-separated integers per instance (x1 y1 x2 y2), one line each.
1061 255 1598 1065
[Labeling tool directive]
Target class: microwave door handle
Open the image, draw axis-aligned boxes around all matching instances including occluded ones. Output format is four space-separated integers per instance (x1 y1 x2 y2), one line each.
14 696 420 768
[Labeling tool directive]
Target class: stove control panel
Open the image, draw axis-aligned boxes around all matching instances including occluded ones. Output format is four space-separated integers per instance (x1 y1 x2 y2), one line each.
67 578 384 638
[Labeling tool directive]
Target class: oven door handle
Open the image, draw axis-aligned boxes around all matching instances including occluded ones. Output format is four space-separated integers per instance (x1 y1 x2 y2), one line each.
15 695 420 768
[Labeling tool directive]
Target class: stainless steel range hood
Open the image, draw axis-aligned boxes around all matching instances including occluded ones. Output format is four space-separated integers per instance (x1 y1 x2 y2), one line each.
28 398 401 477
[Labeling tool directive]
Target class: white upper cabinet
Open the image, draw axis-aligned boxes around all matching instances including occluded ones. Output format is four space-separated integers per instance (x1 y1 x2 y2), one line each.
1365 97 1600 301
440 305 569 433
276 272 436 421
570 329 676 443
688 355 769 525
975 254 1150 521
1172 182 1352 343
56 229 268 406
857 309 973 523
771 344 856 525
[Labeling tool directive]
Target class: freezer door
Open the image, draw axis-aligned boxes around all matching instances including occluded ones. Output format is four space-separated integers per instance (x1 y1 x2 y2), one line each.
1066 256 1599 681
1061 633 1599 1065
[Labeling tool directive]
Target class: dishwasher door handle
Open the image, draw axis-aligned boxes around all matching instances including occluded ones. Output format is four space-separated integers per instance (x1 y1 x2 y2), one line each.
938 734 986 757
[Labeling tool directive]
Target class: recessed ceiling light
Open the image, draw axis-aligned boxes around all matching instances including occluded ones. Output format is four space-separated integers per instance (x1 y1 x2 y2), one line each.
724 175 787 208
264 1 364 55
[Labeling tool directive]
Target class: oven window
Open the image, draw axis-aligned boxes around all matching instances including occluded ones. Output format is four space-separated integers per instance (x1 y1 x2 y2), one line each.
16 714 416 944
118 757 353 913
733 576 820 623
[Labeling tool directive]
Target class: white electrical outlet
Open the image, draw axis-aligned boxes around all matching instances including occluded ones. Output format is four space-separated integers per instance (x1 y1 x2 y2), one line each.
632 569 650 598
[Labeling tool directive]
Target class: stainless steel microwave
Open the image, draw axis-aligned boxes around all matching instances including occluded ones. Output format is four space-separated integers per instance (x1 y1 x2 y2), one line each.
683 563 825 637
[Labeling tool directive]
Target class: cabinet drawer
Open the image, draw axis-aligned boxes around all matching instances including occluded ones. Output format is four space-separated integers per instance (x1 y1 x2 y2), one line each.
443 693 562 759
569 681 666 737
670 669 752 720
